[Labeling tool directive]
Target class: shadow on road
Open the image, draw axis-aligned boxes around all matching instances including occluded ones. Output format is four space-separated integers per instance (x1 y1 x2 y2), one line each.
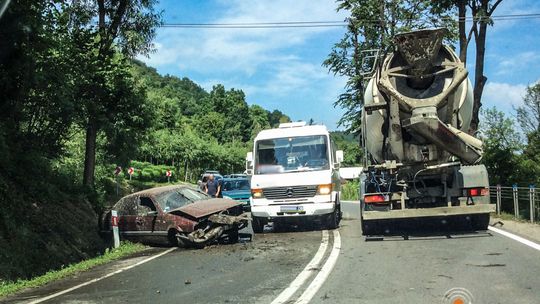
364 217 494 241
263 221 327 234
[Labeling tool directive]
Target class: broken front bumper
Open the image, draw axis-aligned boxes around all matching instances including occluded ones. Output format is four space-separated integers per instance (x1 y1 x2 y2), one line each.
180 213 249 245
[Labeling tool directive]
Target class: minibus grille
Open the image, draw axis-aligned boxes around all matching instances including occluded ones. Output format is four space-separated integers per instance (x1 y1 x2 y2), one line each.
263 185 318 199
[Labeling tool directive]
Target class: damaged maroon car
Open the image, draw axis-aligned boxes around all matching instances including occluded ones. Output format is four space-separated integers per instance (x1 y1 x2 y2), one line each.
101 185 248 248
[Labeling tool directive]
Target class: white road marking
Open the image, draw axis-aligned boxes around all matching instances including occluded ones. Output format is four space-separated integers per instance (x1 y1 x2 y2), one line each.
295 229 341 304
28 247 177 304
271 230 330 304
488 226 540 251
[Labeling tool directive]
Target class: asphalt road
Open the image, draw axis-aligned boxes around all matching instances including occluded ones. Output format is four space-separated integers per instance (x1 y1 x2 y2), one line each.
4 204 540 304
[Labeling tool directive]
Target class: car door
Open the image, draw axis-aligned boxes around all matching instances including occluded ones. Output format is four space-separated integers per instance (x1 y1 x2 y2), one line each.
115 196 139 241
136 196 168 243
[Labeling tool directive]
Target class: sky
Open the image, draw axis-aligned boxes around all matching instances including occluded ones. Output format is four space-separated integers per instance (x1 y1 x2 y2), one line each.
140 0 540 130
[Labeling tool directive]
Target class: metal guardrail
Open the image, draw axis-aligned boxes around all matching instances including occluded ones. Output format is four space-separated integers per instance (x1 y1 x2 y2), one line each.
490 185 539 223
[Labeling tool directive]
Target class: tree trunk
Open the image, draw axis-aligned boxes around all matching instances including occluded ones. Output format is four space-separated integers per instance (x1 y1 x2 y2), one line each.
82 119 97 186
470 22 488 133
184 159 189 182
458 0 467 63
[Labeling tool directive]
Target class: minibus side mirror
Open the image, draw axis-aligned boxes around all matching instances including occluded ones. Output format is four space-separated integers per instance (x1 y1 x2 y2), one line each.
336 150 344 164
245 152 253 175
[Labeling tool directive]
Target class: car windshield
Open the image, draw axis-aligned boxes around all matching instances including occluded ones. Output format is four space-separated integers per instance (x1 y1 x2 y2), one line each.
255 135 329 174
155 187 209 212
222 179 250 191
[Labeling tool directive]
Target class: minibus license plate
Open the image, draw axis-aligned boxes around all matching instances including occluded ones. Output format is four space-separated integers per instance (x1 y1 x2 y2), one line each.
281 205 303 213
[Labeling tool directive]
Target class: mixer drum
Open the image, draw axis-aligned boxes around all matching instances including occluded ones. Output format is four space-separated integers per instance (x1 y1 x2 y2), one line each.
362 42 474 164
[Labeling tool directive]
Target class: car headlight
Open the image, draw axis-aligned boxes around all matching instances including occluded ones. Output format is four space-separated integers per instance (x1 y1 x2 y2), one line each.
317 184 333 195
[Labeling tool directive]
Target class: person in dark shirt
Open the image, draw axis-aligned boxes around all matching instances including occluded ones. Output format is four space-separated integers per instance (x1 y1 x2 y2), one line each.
204 174 221 198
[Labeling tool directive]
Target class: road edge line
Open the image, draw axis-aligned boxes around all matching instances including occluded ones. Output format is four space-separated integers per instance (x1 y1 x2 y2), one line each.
294 229 341 304
270 230 330 304
28 247 177 304
488 226 540 251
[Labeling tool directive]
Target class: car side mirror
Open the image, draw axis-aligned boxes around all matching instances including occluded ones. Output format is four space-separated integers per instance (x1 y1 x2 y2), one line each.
146 210 158 216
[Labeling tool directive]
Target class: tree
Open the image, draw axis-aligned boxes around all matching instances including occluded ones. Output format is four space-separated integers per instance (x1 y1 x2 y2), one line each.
516 83 540 134
206 85 251 142
453 0 504 132
67 1 162 187
249 105 271 138
194 111 227 142
480 107 522 185
0 0 78 158
516 83 540 171
268 109 291 127
331 132 364 166
325 0 455 134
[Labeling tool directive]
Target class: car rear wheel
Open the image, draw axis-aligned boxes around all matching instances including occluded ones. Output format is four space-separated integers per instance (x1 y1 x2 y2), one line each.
252 216 264 234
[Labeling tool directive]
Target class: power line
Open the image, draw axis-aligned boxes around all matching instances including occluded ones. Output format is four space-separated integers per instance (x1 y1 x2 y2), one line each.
161 24 345 28
160 13 540 29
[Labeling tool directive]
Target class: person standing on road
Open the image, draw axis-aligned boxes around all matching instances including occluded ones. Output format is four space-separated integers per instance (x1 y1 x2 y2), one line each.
204 174 221 198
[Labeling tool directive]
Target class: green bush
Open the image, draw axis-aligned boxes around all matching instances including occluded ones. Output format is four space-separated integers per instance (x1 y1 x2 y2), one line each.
130 161 176 183
341 180 360 201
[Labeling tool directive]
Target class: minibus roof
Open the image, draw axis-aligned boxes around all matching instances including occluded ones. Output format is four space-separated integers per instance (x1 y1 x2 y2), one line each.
254 125 329 141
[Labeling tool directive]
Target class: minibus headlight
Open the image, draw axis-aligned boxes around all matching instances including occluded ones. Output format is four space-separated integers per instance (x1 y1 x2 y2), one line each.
317 184 333 195
251 188 264 198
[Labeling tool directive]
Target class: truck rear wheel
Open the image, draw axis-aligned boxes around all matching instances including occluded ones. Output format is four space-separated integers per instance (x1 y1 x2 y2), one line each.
472 213 490 230
252 216 264 234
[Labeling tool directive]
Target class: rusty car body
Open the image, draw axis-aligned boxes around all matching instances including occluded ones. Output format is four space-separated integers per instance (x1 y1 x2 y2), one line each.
101 185 248 247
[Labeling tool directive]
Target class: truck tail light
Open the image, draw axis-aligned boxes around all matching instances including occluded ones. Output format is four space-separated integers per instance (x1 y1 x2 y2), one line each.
466 187 489 197
251 188 264 198
364 194 389 204
317 184 333 195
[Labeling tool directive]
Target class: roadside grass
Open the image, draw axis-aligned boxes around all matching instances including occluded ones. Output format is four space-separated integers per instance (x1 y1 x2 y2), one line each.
492 211 540 224
493 212 520 221
341 180 359 201
0 241 146 298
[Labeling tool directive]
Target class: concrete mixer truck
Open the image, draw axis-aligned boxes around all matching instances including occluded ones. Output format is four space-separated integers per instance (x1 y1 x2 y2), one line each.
359 28 495 235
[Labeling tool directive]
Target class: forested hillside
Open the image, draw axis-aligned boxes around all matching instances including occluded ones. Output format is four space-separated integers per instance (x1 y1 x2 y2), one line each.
0 1 292 281
130 60 291 179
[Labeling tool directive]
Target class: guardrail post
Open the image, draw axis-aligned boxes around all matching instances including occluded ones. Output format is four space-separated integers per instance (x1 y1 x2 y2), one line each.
530 185 535 223
111 210 120 248
496 184 501 215
512 184 519 219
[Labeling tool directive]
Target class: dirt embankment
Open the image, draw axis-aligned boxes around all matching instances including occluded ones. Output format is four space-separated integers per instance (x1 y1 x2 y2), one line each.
0 175 106 281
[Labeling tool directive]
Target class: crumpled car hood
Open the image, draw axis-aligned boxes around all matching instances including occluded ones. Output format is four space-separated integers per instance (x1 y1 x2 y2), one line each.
169 198 242 219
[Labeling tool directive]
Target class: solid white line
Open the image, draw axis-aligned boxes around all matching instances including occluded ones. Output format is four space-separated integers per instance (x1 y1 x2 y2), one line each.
488 226 540 251
271 230 329 304
295 230 341 304
28 247 177 304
